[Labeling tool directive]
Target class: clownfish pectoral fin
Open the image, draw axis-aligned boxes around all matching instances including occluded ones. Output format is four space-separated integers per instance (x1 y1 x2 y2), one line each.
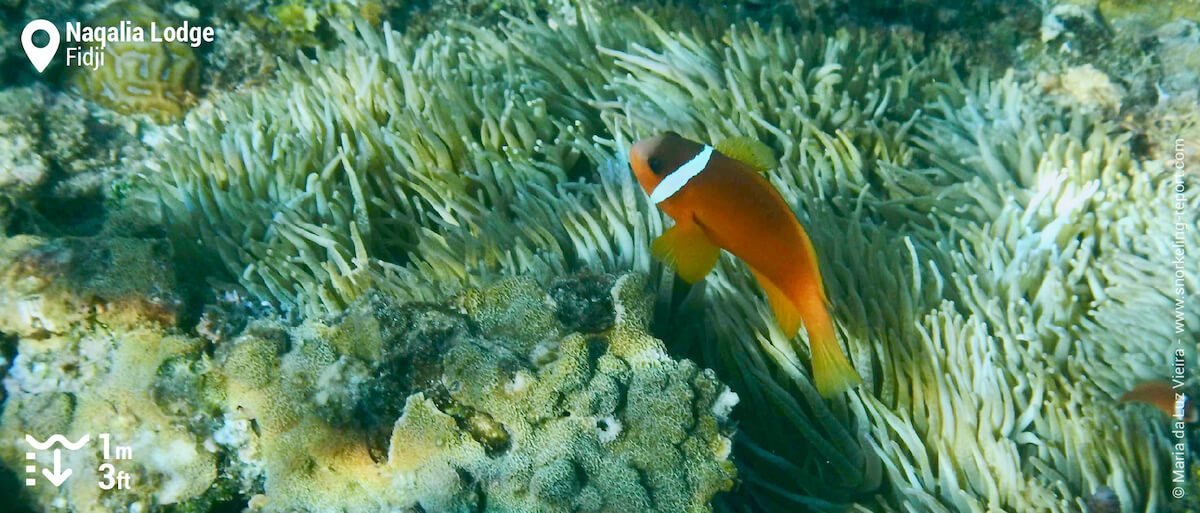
652 221 720 284
715 136 776 173
747 266 802 339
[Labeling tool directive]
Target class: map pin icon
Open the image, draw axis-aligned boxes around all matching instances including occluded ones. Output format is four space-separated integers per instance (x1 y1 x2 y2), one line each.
22 20 60 73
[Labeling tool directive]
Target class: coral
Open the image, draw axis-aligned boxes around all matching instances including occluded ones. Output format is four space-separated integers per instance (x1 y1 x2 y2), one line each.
1153 20 1200 97
549 273 619 333
0 84 144 235
0 235 182 337
1040 3 1107 44
1034 0 1200 106
70 1 200 123
202 0 404 88
179 272 735 512
1039 64 1126 111
0 326 222 511
0 88 49 198
269 2 322 46
43 84 141 180
0 231 220 512
0 234 734 512
200 23 281 89
212 273 736 512
1070 0 1200 29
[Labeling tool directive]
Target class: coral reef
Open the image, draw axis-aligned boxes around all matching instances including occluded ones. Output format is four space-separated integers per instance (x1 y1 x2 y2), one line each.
0 233 215 512
1061 0 1200 30
0 89 49 198
1032 0 1197 121
219 273 734 512
0 259 736 512
0 85 144 235
197 0 407 90
1 0 1197 512
1040 64 1127 111
1153 20 1200 96
0 235 181 336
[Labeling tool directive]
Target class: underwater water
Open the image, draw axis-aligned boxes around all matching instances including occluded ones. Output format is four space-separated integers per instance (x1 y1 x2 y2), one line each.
1 0 1199 512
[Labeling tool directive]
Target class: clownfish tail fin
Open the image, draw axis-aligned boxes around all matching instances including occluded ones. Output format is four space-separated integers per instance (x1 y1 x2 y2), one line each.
652 221 720 283
748 265 860 397
810 327 862 398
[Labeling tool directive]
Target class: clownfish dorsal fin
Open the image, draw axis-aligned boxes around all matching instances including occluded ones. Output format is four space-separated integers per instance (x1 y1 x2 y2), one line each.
747 266 802 339
715 136 776 173
652 220 720 283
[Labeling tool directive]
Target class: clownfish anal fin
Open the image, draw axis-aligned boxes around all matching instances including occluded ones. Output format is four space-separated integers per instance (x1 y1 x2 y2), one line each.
715 136 776 173
747 266 802 339
652 221 720 284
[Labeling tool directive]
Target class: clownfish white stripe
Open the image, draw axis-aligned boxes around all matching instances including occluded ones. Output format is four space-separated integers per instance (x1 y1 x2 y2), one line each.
650 145 713 204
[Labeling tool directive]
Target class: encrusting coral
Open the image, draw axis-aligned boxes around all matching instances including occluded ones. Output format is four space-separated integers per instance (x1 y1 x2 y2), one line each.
0 234 219 511
251 273 734 513
1 0 1196 511
1 259 737 512
0 235 182 336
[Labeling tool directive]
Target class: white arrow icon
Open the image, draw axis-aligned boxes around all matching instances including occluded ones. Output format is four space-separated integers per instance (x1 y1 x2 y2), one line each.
22 19 60 73
41 449 71 487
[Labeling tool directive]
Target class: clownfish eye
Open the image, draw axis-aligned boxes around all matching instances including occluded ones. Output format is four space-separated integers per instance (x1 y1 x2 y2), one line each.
647 157 665 175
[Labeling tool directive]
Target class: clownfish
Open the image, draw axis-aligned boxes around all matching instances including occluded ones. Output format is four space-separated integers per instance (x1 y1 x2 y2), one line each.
1120 380 1197 423
629 131 862 397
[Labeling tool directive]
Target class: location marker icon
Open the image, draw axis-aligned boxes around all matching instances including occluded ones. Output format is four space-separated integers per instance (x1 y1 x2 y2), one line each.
22 19 60 73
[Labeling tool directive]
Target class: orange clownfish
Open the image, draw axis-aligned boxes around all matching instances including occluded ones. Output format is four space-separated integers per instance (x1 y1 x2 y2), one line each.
629 131 862 397
1120 380 1197 423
